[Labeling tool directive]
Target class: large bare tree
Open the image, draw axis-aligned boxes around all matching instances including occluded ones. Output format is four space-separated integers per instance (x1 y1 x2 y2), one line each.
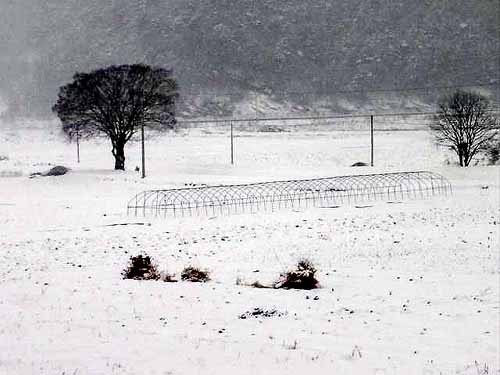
431 90 498 167
53 64 178 170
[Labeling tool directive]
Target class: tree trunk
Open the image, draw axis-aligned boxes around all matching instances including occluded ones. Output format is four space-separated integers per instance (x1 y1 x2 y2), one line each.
463 149 471 167
112 142 126 170
457 142 466 167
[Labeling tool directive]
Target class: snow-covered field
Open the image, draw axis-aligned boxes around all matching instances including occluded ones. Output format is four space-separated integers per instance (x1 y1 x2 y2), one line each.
0 121 499 374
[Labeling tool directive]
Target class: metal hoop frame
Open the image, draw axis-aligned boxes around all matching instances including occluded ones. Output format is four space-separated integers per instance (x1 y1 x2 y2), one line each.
127 171 452 218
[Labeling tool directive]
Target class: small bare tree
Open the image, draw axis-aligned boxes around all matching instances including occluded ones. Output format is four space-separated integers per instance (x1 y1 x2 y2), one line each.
431 90 498 167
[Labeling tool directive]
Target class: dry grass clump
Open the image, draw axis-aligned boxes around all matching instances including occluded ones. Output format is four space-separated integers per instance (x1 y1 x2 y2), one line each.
274 259 319 290
181 266 210 282
122 254 176 282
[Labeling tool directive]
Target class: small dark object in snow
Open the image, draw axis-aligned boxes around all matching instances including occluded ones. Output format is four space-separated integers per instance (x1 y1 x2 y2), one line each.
239 308 285 319
351 162 368 167
181 266 210 282
30 165 70 178
44 165 70 176
275 259 319 290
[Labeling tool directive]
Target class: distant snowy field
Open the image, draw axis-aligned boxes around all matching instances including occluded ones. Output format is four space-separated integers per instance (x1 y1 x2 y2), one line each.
0 120 499 375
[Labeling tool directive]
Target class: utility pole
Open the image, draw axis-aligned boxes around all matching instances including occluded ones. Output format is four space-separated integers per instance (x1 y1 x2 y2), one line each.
230 121 234 165
141 122 146 178
76 126 80 163
370 115 374 167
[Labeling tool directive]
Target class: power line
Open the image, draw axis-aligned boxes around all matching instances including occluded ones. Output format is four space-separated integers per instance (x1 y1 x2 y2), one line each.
178 109 500 125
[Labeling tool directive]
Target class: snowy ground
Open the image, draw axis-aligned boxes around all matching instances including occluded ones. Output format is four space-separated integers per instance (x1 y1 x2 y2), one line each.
0 121 499 374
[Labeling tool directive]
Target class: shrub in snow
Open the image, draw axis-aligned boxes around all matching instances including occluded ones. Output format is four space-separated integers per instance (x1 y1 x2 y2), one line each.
122 254 162 281
181 266 210 282
274 259 319 290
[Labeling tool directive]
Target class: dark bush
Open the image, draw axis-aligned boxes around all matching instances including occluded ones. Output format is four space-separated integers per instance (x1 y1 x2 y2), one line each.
181 266 210 282
122 254 161 280
274 259 319 290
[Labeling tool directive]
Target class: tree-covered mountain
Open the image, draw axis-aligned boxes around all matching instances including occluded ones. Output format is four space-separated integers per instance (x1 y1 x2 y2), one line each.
0 0 498 118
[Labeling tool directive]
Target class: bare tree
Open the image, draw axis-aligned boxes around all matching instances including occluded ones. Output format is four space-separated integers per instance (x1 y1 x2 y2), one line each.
431 90 498 167
53 64 178 170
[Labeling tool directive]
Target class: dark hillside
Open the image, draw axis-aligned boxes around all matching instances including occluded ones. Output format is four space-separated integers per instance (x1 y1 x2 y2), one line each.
0 0 498 117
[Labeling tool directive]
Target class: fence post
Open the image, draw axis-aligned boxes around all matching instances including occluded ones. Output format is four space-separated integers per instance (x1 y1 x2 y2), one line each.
141 122 146 178
76 127 80 163
370 115 374 167
230 121 234 165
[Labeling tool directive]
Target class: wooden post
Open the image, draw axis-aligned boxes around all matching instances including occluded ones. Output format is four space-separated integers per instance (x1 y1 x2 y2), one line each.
370 115 374 167
76 127 80 163
141 123 146 178
230 121 234 165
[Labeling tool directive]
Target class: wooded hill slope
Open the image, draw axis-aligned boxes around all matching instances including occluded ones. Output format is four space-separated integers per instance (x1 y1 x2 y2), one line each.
0 0 498 117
